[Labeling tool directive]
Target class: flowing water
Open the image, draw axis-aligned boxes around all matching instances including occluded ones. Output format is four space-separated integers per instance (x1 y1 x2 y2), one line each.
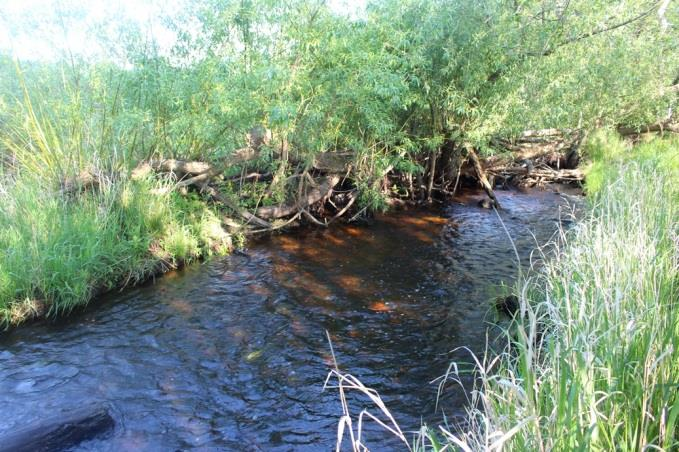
0 188 580 451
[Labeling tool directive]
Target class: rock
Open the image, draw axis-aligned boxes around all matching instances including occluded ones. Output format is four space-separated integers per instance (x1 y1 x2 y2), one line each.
495 295 519 317
478 198 494 209
0 406 114 452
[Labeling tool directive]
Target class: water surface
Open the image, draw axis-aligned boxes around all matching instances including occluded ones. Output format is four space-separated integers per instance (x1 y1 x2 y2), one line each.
0 188 578 450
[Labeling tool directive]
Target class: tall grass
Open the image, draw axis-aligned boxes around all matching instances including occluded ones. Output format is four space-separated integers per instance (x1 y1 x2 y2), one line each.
329 134 678 451
441 135 679 450
0 173 231 326
0 62 233 327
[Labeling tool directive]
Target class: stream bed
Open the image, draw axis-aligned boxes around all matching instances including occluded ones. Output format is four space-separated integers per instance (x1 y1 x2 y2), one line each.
0 188 579 451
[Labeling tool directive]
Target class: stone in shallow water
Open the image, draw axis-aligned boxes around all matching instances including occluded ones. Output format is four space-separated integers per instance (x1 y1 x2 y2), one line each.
478 198 494 209
0 406 114 452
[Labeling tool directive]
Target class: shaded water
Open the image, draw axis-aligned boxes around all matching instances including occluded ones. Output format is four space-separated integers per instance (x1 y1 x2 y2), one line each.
0 188 579 451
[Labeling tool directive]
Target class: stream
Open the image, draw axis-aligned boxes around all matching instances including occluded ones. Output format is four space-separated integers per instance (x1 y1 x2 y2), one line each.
0 188 579 451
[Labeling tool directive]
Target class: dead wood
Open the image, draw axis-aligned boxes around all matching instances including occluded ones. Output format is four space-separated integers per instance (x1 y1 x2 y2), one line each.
176 168 222 188
465 144 502 209
0 406 114 452
617 121 679 136
312 151 354 173
329 190 357 223
246 126 272 150
224 172 272 183
517 128 572 139
247 211 303 234
426 149 437 202
488 166 584 181
256 175 341 220
484 146 572 169
61 170 100 195
202 185 272 229
146 159 213 176
132 145 264 181
302 209 328 227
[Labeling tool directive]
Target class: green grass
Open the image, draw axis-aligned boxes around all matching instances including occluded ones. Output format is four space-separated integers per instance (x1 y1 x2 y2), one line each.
583 130 679 196
0 174 231 326
435 134 679 450
0 65 233 327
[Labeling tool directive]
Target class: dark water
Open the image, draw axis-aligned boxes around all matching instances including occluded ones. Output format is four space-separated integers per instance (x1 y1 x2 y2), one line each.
0 188 579 451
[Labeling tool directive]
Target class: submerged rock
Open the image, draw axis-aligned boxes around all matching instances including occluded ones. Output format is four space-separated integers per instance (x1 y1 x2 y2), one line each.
478 198 494 209
495 294 519 317
0 406 114 452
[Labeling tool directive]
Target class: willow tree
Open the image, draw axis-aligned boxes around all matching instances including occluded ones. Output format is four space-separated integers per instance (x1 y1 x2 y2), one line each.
122 0 679 208
365 0 677 176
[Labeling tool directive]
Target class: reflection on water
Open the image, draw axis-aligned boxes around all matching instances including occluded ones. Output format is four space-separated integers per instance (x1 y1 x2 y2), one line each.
0 188 578 450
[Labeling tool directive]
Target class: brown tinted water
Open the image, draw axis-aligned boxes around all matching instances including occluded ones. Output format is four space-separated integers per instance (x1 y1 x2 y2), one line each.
0 188 580 451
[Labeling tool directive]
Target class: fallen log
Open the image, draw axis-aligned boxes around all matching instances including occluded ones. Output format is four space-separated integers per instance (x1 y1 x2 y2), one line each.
617 121 679 136
176 167 222 188
131 147 263 182
312 151 354 173
224 172 272 183
488 128 582 174
488 166 584 182
130 157 345 228
146 159 213 176
0 406 114 452
483 146 572 169
465 144 501 209
256 175 341 220
202 185 272 229
517 128 572 139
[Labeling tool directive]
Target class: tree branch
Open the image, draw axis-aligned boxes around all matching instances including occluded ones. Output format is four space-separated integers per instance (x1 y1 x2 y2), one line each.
540 1 661 57
487 2 662 84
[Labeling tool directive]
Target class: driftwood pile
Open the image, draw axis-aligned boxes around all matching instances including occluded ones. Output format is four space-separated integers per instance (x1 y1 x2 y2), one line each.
127 136 352 232
128 131 582 225
59 120 676 232
483 128 585 188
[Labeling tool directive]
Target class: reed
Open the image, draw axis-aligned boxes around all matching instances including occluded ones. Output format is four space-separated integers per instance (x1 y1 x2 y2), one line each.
329 135 678 451
0 173 231 326
436 135 679 450
0 63 232 326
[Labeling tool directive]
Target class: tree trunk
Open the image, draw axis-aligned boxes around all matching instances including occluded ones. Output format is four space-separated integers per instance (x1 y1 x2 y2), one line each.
426 149 437 203
465 144 501 209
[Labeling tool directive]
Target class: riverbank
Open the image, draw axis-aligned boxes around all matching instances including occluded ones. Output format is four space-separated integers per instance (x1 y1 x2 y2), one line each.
1 0 671 331
428 134 678 450
0 175 233 327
